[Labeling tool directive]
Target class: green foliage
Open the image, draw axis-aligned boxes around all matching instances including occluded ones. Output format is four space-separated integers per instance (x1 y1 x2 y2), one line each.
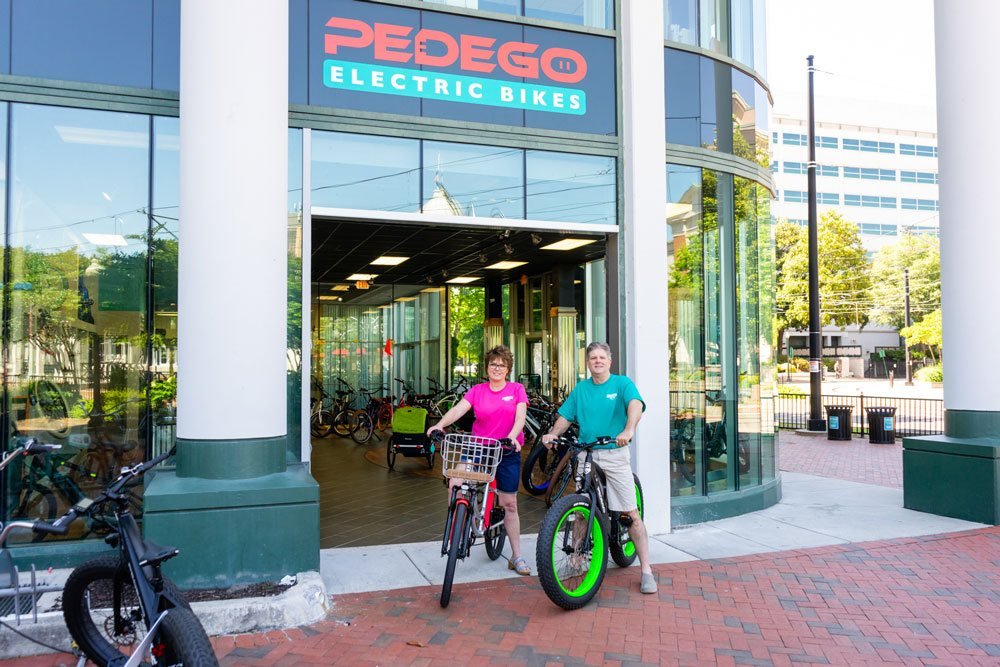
777 384 807 396
775 212 871 348
899 309 942 362
449 287 484 373
150 375 177 408
915 364 943 383
869 234 940 328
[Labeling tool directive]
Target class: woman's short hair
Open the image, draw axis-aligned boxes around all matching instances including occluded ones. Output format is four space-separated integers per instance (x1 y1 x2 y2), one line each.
485 345 514 377
585 342 613 358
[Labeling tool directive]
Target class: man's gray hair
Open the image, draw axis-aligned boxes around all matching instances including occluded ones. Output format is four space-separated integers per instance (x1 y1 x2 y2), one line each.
586 342 612 357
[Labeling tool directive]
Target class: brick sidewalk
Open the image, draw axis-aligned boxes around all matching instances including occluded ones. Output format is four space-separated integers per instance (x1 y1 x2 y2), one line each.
12 527 1000 666
778 431 903 488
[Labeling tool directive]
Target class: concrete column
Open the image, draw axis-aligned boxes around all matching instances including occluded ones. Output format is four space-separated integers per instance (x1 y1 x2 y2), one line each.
902 0 1000 524
144 0 320 586
621 0 671 533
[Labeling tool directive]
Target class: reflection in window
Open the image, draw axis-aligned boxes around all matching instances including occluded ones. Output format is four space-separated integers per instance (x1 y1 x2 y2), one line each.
287 129 303 458
666 165 704 497
732 70 757 162
526 152 616 225
524 0 613 29
6 104 151 535
731 0 754 69
700 0 729 55
422 142 524 220
664 0 698 45
735 176 761 489
311 132 420 213
665 48 700 147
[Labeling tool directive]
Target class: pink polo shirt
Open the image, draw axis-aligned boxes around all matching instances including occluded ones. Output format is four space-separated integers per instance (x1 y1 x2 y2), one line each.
464 381 528 445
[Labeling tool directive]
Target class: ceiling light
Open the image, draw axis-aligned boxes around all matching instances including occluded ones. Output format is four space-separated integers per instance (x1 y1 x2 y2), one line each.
485 261 527 270
395 296 417 302
330 285 351 292
540 238 598 251
378 304 392 309
364 309 379 314
370 256 409 266
355 280 370 290
347 273 378 281
317 295 341 301
446 277 479 284
421 287 444 293
82 233 128 247
574 280 582 284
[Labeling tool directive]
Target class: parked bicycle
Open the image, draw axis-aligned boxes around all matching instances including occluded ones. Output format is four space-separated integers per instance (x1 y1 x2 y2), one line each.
535 434 644 610
350 386 393 445
436 431 514 608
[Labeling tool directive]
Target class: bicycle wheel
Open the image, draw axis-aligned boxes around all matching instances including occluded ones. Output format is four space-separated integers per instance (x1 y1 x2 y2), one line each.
63 555 197 666
376 402 393 432
522 445 559 495
544 453 576 508
332 408 355 437
609 474 644 568
16 488 58 542
440 502 468 608
386 440 397 470
536 493 608 610
351 411 373 444
484 509 507 561
310 409 332 438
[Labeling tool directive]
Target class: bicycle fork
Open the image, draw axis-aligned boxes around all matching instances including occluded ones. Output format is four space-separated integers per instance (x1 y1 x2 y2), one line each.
441 488 472 558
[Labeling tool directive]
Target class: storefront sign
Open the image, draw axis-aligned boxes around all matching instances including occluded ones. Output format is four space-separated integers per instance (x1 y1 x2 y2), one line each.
309 0 616 133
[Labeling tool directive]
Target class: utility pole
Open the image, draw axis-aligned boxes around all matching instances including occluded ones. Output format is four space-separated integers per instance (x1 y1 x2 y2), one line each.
904 268 913 386
806 55 825 431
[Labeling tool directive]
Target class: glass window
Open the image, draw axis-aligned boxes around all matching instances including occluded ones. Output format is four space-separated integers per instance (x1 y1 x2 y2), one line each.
845 194 861 207
525 0 613 29
784 190 806 203
664 48 701 147
782 133 807 146
817 193 839 205
815 136 838 149
12 0 153 88
700 0 729 55
664 0 698 45
731 0 754 68
0 0 9 75
423 142 524 220
843 138 860 151
287 129 303 459
752 0 767 77
734 176 761 489
152 0 179 92
6 104 151 534
425 0 522 16
732 70 758 162
526 151 616 225
701 57 732 152
289 0 308 104
666 164 704 497
817 165 838 177
783 162 805 174
311 132 420 213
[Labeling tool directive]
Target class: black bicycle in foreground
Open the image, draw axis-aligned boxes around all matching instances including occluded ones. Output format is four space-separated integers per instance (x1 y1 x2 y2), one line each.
52 444 218 666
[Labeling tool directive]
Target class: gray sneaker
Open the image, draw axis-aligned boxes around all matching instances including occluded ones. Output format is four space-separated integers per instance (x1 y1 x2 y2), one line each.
640 572 658 594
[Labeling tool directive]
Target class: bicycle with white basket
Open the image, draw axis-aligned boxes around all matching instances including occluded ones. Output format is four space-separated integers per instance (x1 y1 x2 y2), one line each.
435 431 516 608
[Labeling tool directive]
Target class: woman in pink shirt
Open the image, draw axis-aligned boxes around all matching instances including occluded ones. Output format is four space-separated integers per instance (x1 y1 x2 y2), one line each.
428 345 530 575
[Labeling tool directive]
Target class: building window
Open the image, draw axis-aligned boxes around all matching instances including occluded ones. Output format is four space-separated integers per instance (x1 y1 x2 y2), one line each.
844 167 895 181
814 136 838 149
526 151 616 225
783 161 806 174
784 190 807 203
817 192 839 205
664 0 698 45
770 161 779 173
900 143 938 157
312 132 421 213
817 165 839 177
700 0 729 55
843 139 860 151
423 142 525 219
782 133 807 146
524 0 614 29
901 198 939 211
901 170 938 184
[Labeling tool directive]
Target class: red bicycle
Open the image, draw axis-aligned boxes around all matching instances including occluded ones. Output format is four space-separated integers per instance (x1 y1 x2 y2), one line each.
436 431 515 608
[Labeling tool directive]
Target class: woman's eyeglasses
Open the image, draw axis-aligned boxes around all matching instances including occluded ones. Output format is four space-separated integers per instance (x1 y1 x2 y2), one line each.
488 363 507 370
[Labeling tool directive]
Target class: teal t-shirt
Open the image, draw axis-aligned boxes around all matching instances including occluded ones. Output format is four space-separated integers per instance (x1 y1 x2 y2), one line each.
557 375 645 447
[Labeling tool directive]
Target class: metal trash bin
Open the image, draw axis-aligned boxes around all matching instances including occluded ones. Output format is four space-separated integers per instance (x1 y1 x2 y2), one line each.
866 406 897 444
824 405 853 441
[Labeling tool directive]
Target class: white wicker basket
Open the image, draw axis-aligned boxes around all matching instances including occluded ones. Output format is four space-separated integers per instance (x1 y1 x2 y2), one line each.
441 433 501 484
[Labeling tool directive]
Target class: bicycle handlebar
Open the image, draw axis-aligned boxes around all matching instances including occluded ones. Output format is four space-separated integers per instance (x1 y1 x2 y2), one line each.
549 434 614 450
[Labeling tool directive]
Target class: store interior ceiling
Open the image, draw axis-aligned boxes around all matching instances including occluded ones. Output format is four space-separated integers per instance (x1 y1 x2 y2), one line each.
311 218 607 305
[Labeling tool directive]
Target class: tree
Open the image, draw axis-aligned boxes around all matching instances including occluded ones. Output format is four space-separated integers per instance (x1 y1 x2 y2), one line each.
868 233 940 328
775 211 871 352
448 287 484 376
899 308 942 364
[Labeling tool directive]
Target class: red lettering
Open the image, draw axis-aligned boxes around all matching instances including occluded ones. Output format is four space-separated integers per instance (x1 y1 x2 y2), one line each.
325 17 373 54
497 41 538 78
374 23 413 63
459 34 496 74
414 28 458 68
541 48 587 84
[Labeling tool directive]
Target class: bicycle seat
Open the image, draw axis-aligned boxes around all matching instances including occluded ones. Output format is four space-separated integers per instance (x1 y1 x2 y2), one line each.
139 540 179 566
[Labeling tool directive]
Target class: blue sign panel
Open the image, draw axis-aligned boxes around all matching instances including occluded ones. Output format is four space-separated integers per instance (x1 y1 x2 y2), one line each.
308 0 615 134
829 416 839 430
883 417 894 431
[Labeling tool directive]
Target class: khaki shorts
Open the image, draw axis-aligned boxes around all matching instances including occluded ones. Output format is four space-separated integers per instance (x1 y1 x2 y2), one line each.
590 447 637 513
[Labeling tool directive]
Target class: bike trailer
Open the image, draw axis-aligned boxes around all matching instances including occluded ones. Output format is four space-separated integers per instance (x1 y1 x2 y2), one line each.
387 406 434 470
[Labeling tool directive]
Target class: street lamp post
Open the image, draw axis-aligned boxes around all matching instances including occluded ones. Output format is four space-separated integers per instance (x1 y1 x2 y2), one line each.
904 268 913 386
806 55 825 431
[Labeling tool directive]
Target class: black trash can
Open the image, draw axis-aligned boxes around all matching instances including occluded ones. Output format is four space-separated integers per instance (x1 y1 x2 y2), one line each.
866 406 897 444
824 405 853 441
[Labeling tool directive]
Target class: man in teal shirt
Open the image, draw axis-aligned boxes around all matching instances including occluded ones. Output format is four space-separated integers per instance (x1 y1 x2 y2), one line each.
541 342 655 594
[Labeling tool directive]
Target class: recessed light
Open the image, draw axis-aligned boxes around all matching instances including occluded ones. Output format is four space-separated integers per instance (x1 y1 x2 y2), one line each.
347 273 378 281
421 287 444 293
540 239 597 251
317 295 341 301
446 277 479 284
370 256 409 266
485 261 527 270
395 296 417 302
330 285 351 291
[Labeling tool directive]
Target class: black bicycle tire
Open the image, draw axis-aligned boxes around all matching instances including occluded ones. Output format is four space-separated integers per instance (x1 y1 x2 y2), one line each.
311 410 333 438
544 453 576 508
440 502 467 608
484 506 507 561
536 493 609 610
332 408 355 437
520 445 549 495
149 606 218 666
386 440 397 470
63 555 194 666
609 474 644 568
351 411 373 444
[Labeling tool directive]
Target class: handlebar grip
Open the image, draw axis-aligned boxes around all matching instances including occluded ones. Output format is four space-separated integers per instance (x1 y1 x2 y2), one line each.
32 520 69 536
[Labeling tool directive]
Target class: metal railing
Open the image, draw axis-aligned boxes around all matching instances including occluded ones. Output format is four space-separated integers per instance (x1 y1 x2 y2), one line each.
777 393 943 436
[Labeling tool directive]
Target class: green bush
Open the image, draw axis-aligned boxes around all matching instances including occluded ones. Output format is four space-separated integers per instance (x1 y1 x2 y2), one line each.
778 384 807 396
915 364 943 383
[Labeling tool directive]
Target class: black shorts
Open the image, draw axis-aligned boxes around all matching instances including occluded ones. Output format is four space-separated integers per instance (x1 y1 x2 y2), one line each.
495 451 520 494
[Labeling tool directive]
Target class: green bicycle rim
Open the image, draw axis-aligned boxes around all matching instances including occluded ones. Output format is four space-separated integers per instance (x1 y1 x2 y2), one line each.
621 483 643 559
551 505 605 598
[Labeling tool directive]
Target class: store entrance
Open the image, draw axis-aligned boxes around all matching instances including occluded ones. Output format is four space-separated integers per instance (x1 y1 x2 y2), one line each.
307 218 609 549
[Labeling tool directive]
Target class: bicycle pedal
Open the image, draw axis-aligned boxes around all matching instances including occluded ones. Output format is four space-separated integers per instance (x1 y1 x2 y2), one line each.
618 513 633 527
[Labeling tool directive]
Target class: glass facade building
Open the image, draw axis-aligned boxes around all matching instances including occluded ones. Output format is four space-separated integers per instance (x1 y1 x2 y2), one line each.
0 0 775 564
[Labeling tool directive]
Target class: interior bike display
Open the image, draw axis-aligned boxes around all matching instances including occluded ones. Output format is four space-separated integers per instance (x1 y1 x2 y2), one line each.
56 445 218 666
519 395 567 496
426 376 470 420
437 431 514 608
330 377 358 437
350 386 391 445
309 380 335 439
535 435 644 610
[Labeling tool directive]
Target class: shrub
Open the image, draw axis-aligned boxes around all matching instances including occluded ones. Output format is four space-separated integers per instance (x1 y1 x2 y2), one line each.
915 364 943 383
778 384 807 396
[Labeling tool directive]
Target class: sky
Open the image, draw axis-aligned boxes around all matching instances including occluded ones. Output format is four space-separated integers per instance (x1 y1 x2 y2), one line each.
766 0 937 131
